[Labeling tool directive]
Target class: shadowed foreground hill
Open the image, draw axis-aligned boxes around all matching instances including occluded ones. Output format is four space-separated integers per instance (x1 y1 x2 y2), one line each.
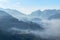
0 10 43 40
0 30 42 40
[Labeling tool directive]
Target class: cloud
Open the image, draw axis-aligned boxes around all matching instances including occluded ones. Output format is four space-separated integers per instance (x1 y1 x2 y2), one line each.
39 19 60 39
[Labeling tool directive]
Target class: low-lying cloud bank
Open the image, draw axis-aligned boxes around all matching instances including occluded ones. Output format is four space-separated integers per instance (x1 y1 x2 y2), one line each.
7 19 60 40
39 19 60 39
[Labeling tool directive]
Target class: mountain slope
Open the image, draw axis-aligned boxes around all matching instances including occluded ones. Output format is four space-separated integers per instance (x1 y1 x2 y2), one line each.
0 10 43 40
41 9 60 19
30 10 42 17
0 10 43 31
4 9 26 20
27 10 42 23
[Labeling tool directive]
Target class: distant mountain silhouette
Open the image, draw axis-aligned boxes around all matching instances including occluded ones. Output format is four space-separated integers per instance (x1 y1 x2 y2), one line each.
27 10 42 23
41 9 60 19
31 10 42 17
48 10 60 19
4 9 27 20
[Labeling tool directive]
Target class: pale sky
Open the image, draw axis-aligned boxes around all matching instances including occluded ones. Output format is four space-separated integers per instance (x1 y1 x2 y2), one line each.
0 0 60 14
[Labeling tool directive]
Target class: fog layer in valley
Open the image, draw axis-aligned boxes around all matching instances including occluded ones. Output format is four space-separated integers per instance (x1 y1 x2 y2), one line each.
0 9 60 40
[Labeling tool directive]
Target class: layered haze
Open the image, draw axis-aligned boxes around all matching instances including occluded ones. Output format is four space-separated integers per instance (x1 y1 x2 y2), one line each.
0 0 60 40
0 8 60 40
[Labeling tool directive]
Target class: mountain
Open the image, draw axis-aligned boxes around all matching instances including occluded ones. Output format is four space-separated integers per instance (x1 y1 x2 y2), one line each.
30 10 42 17
0 10 43 31
48 10 60 19
41 9 56 19
0 8 27 22
0 10 43 40
4 9 26 20
49 13 60 19
0 8 60 40
0 8 42 23
27 10 42 23
41 9 60 19
1 8 60 20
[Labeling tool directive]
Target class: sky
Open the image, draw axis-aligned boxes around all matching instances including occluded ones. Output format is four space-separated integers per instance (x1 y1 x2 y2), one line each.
0 0 60 14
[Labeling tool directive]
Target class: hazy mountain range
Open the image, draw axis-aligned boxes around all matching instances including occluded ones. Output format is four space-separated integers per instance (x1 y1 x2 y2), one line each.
0 8 60 22
0 8 60 40
0 8 43 40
